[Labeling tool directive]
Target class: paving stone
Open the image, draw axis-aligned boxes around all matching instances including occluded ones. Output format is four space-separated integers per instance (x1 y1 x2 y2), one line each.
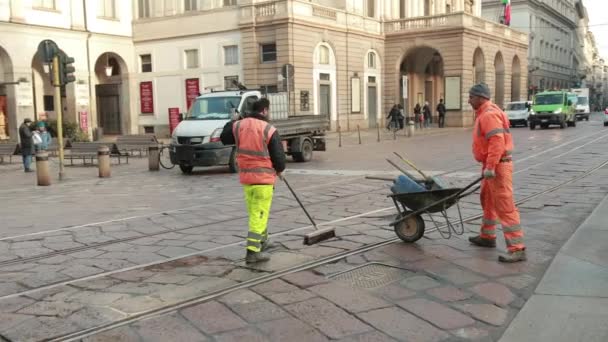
470 282 516 306
281 270 330 288
419 244 472 259
69 249 107 259
400 275 440 290
267 289 317 305
218 289 265 306
453 258 521 277
257 317 329 342
336 331 397 342
67 306 127 328
342 235 387 245
346 255 368 265
320 240 364 250
77 258 136 271
156 246 199 258
371 284 417 301
398 298 476 330
380 243 426 261
229 299 289 323
111 295 165 314
309 282 391 313
497 274 538 290
457 303 509 326
0 282 27 297
450 326 490 340
357 307 449 342
82 326 142 342
0 313 34 332
214 327 268 342
427 286 473 302
225 268 268 282
67 291 125 306
285 298 372 339
428 267 487 285
0 296 36 313
251 279 300 295
144 273 197 285
17 300 84 318
133 314 208 341
181 300 247 334
37 254 76 265
185 264 235 277
60 264 104 278
2 315 82 341
238 252 315 272
409 257 453 272
109 270 156 282
70 278 122 290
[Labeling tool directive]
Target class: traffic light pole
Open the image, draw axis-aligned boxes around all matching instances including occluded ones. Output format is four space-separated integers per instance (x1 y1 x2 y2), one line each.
52 55 66 180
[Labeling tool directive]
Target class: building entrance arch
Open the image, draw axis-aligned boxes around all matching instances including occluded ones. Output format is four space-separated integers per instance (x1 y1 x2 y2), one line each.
94 52 129 135
399 46 444 120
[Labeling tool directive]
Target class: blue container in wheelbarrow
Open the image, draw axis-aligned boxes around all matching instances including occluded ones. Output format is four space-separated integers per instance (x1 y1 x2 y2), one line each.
390 175 426 194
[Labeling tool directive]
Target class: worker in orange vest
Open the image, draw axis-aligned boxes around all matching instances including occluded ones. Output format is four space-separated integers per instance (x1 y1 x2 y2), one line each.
468 83 526 263
221 98 286 263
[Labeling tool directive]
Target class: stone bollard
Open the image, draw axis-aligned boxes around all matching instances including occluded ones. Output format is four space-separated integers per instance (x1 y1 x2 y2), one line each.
148 145 160 171
35 151 51 186
406 120 415 137
98 145 111 178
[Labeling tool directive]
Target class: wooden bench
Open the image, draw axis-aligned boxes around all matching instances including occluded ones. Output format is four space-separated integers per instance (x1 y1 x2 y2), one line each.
65 142 128 165
115 135 158 157
0 143 17 164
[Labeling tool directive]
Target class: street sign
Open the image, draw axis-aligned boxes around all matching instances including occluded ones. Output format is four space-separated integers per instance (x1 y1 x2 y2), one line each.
281 64 294 79
37 40 58 64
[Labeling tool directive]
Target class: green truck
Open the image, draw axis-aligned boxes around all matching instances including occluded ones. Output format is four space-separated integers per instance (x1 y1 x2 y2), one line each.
529 91 577 130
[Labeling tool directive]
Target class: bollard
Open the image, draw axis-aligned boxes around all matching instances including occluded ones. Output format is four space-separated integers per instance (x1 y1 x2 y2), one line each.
98 145 111 178
338 125 342 148
406 120 415 137
357 125 361 144
148 145 160 171
377 123 380 142
35 151 51 186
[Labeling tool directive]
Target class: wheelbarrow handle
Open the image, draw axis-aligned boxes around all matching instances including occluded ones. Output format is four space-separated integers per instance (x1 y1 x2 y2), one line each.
453 176 484 198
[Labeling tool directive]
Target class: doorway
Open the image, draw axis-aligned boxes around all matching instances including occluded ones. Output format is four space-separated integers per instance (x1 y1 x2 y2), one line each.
96 84 121 135
319 83 331 117
367 84 378 128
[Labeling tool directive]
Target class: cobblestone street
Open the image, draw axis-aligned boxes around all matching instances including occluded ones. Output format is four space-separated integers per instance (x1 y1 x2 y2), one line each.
2 116 608 341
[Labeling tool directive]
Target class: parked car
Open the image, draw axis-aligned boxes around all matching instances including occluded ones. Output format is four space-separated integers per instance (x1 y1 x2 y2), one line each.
505 101 531 127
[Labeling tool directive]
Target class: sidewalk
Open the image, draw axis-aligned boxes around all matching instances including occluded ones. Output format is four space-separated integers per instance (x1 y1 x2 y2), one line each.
500 194 608 342
324 124 469 147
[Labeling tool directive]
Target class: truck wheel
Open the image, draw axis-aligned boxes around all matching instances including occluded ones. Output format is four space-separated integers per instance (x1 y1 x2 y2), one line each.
559 120 566 129
586 116 590 121
179 164 194 174
228 148 238 173
293 139 313 162
571 119 577 127
529 123 536 130
541 123 549 129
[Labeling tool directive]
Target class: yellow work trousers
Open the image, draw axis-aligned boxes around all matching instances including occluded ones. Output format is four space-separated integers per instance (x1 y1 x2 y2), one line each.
243 184 274 252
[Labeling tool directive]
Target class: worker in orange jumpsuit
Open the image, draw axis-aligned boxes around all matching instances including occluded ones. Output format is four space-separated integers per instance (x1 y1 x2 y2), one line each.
468 83 526 263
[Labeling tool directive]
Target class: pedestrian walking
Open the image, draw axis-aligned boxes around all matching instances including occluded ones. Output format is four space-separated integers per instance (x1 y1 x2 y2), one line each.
437 99 446 128
414 103 423 130
220 98 286 264
468 83 527 263
423 102 431 128
398 104 405 129
18 118 34 172
386 104 401 131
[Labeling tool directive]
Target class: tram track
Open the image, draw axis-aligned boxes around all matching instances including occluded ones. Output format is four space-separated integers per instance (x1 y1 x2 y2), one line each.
51 154 608 342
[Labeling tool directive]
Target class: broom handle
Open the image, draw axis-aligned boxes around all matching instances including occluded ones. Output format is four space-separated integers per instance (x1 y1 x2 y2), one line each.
281 176 319 229
393 152 430 180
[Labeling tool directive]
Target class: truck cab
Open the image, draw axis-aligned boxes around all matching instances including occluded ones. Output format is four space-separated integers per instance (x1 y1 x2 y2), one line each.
571 88 590 121
170 90 260 174
529 91 576 130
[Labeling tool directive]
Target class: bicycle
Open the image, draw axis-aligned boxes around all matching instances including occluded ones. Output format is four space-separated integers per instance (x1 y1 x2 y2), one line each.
159 143 176 169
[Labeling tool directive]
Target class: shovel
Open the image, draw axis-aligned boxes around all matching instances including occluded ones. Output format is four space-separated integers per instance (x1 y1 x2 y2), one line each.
281 175 337 245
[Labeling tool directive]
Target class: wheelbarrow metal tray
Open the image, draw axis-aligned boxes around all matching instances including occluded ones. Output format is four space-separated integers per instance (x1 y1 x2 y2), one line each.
389 188 463 213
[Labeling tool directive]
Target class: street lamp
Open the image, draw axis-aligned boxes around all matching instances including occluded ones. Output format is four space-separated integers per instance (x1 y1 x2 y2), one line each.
43 63 50 74
104 54 113 77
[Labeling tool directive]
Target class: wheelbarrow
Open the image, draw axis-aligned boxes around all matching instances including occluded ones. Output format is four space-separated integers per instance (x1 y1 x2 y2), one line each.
389 176 483 242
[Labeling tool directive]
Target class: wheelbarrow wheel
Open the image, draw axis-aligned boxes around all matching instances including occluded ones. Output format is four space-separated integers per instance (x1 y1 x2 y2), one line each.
394 213 425 243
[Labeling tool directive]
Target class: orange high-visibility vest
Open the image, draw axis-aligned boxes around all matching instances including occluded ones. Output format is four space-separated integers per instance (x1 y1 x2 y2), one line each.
472 101 514 170
233 117 277 185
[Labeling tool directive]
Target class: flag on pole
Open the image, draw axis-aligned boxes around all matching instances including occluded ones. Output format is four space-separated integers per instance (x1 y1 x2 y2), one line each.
502 0 512 26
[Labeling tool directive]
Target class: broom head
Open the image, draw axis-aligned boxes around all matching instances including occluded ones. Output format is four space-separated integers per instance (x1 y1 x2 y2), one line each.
303 227 336 245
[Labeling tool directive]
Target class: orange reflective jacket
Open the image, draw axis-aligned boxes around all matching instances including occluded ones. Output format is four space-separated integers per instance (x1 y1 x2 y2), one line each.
472 101 514 171
233 117 277 185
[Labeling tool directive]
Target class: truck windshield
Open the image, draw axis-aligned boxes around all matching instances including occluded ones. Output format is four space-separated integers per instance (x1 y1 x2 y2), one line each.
506 103 526 110
535 94 563 105
186 96 241 120
577 97 589 106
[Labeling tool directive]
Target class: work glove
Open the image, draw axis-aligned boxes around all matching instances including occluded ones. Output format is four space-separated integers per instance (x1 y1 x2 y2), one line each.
483 169 496 179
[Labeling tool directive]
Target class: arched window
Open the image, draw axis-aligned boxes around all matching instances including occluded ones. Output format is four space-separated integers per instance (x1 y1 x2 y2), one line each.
318 45 330 65
368 52 377 69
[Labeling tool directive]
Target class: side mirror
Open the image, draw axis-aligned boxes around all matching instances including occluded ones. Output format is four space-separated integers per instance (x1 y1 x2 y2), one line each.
567 100 572 106
178 114 184 122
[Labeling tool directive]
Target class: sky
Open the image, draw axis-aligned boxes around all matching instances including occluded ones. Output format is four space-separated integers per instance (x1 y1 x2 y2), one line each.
584 0 608 59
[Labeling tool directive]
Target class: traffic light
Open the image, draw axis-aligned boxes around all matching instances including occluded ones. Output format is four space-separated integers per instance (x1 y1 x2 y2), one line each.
59 53 76 85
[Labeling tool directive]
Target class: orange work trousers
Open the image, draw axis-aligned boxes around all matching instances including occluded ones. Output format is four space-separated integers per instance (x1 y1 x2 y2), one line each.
479 162 525 252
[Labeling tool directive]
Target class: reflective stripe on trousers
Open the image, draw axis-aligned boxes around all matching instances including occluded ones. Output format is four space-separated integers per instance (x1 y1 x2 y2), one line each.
478 162 525 252
244 184 274 252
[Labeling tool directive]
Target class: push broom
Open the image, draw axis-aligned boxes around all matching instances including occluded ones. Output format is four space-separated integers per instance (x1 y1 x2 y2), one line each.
281 175 337 245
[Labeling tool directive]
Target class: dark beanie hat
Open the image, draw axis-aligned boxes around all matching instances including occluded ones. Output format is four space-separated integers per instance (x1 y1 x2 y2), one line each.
469 83 491 99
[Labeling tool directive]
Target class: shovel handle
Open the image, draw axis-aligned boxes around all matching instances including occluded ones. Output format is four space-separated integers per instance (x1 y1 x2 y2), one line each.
281 175 319 229
393 152 430 180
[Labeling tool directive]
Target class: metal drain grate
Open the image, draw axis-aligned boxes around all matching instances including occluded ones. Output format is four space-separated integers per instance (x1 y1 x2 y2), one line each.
329 263 411 290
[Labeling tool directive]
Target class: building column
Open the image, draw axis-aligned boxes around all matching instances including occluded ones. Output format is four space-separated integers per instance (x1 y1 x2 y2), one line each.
9 0 25 23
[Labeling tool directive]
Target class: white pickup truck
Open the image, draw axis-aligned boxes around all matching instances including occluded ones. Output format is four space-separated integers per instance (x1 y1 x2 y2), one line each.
169 90 329 174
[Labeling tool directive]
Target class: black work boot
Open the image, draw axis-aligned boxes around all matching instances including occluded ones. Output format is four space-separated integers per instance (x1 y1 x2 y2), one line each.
468 235 497 248
498 250 527 263
245 250 270 264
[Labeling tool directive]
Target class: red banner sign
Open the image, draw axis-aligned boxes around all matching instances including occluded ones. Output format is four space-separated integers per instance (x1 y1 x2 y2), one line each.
140 81 154 114
79 111 88 132
169 107 180 135
185 78 200 109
